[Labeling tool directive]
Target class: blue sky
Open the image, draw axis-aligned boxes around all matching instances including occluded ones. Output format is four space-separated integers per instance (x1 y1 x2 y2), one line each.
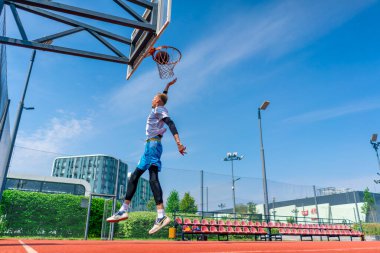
4 0 380 208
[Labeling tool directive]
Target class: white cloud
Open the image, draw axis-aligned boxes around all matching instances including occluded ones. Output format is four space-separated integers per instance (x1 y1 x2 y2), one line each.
106 0 375 116
283 99 380 124
10 116 93 176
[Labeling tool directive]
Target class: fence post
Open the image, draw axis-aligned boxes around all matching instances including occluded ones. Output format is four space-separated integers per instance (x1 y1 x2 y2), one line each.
109 159 120 240
84 194 93 240
201 170 204 218
353 191 363 232
313 185 322 241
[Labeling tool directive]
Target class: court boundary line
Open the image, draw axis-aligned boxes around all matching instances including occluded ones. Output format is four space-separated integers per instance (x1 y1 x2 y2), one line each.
18 240 39 253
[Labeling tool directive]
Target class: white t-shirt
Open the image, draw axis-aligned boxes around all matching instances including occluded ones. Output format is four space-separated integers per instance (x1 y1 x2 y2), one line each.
146 106 169 139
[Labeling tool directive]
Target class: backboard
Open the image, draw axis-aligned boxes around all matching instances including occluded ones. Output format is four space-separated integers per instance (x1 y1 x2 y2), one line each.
126 0 172 80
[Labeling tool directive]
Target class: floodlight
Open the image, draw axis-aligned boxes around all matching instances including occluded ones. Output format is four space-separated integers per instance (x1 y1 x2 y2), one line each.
260 101 270 110
371 134 378 142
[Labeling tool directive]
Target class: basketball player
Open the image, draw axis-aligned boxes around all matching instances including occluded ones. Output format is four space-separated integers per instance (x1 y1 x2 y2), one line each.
106 78 186 235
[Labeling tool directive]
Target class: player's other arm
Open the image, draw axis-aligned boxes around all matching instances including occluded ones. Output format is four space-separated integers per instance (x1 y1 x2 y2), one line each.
163 78 177 94
162 117 186 155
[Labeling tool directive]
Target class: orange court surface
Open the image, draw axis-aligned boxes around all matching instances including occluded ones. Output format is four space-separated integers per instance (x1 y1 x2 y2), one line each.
1 239 380 253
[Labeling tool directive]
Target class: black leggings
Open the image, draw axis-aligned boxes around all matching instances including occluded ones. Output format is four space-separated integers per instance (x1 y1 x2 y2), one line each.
125 166 163 205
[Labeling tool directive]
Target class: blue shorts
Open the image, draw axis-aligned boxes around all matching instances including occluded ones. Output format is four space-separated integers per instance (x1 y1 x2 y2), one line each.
137 140 163 171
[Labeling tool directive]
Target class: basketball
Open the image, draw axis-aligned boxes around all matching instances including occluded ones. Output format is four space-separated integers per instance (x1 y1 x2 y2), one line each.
154 51 170 64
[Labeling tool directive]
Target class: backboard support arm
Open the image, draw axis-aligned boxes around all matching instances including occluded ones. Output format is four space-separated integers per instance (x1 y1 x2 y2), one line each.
1 0 161 65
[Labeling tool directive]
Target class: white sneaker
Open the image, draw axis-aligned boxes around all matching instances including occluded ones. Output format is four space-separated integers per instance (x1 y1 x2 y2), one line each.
106 210 128 223
149 215 171 234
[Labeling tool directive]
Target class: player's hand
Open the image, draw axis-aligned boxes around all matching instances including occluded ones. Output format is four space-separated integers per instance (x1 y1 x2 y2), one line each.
147 47 156 56
167 78 177 86
177 143 187 155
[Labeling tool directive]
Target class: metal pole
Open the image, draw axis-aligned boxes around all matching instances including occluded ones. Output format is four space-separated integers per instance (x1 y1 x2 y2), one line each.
206 186 208 212
272 197 276 221
84 194 93 240
372 192 378 222
201 170 203 214
231 160 236 214
353 207 358 223
101 198 108 239
313 186 321 224
0 0 4 17
0 50 36 203
258 109 270 222
0 99 10 142
376 149 380 171
313 185 322 241
353 191 363 232
109 159 120 240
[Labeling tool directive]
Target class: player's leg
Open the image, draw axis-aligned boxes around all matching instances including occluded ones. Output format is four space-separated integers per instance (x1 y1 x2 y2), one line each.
107 141 151 222
148 165 171 234
106 168 145 222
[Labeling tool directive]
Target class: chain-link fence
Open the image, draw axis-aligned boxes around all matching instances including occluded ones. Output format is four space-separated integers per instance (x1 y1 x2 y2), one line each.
1 145 379 238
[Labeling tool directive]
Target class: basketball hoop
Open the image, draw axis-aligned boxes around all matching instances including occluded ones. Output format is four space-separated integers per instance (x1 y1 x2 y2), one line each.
152 46 181 79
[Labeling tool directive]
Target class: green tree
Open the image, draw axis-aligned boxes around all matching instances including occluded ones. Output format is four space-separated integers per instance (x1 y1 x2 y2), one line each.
361 187 376 221
286 216 295 224
235 203 248 213
247 202 257 214
179 192 197 213
166 190 180 213
146 196 156 212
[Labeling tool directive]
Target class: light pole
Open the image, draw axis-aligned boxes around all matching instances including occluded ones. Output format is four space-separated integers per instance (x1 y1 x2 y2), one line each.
224 152 243 214
370 134 380 184
258 101 270 222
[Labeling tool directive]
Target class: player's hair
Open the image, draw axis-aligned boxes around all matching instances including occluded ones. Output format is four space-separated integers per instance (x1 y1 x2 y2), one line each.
157 93 168 105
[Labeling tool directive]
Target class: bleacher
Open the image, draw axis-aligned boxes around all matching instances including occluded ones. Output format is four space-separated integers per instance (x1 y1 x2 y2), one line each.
174 216 364 241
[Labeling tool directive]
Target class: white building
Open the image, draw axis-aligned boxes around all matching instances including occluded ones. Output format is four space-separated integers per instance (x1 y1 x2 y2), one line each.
256 189 379 224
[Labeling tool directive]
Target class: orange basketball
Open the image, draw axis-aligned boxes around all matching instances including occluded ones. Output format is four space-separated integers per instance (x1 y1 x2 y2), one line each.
154 51 170 64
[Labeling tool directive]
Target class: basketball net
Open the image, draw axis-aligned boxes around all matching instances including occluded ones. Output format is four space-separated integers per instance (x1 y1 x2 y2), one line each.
152 46 181 79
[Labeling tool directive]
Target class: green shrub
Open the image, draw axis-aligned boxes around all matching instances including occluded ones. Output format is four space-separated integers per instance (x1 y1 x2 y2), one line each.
353 223 380 235
0 190 118 238
0 190 86 236
117 211 174 239
0 215 6 234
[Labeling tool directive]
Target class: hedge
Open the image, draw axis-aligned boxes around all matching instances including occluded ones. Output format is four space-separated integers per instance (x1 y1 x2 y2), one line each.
0 190 118 238
117 211 174 239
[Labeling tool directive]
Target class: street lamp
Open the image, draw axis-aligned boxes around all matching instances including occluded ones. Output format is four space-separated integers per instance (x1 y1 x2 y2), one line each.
224 152 243 213
258 100 270 222
370 134 380 184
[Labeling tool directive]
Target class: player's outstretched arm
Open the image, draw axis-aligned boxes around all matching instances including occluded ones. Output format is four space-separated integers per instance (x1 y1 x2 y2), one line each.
163 78 177 94
162 117 186 155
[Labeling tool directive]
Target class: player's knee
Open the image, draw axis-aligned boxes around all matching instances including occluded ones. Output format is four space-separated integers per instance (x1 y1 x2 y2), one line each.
149 178 159 188
130 169 143 183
